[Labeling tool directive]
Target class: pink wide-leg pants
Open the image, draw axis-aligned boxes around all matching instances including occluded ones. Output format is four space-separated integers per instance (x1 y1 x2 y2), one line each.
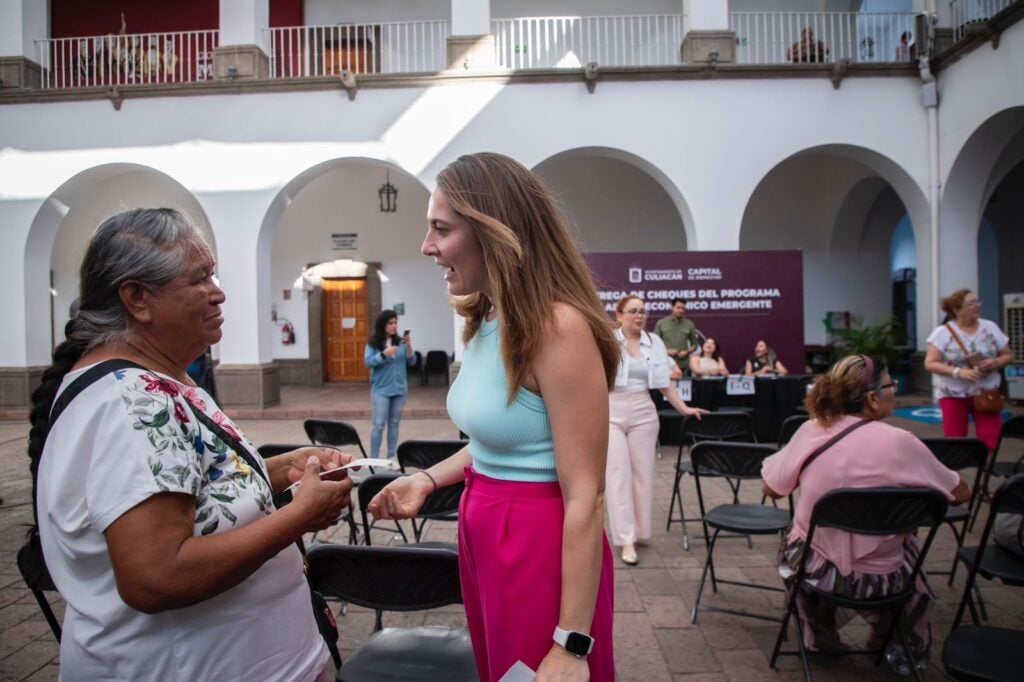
458 467 616 681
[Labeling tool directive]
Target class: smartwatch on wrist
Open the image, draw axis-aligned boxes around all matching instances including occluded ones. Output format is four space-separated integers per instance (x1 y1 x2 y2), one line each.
553 626 594 658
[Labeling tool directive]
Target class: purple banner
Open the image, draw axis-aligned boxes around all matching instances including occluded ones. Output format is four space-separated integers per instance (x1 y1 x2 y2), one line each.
585 251 805 374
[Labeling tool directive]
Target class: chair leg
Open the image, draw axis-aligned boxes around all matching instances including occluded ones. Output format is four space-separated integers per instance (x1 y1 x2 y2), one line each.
666 471 682 532
790 605 813 682
690 529 720 624
946 519 966 587
770 589 794 667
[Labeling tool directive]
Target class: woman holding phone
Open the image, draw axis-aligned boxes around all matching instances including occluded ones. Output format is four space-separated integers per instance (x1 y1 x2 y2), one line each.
370 152 617 680
364 310 416 459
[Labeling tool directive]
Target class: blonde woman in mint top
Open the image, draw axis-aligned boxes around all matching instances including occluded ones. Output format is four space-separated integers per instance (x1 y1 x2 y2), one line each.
370 153 619 682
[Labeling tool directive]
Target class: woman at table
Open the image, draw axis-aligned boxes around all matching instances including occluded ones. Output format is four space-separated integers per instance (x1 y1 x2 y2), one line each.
689 337 729 377
608 295 705 566
924 288 1013 452
745 340 789 377
369 152 617 680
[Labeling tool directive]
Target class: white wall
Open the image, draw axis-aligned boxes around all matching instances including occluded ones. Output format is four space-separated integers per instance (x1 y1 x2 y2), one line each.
305 0 450 25
535 153 688 252
740 153 901 344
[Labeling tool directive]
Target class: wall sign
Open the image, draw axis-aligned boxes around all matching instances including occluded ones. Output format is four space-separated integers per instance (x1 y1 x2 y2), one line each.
585 250 805 375
331 233 358 251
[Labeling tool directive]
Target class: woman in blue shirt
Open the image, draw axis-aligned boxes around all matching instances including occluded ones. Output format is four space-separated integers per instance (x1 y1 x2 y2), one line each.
364 310 415 459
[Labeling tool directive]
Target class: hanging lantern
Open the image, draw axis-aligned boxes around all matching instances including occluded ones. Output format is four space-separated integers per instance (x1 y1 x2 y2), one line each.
378 170 398 213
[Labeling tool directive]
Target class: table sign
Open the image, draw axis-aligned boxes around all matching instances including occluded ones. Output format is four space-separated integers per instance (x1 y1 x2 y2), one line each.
726 374 755 395
675 379 693 401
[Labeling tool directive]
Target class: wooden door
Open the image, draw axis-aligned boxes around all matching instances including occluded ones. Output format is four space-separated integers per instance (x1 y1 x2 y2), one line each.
322 278 370 382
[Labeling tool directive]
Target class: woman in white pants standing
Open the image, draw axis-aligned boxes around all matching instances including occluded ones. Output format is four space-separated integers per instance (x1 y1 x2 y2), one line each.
608 295 705 565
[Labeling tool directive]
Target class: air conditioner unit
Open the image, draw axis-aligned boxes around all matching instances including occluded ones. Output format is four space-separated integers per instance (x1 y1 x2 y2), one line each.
1005 293 1024 400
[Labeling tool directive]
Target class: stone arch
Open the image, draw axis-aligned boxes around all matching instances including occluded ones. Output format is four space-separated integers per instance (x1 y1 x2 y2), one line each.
532 146 696 251
739 144 930 347
940 107 1024 314
258 157 444 383
24 163 213 365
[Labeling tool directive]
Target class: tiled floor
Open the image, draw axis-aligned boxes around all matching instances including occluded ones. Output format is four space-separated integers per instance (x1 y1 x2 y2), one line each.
1 388 1022 681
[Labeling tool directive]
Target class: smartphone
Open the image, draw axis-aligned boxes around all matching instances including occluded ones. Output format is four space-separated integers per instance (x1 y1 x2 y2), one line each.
401 329 410 344
403 329 410 338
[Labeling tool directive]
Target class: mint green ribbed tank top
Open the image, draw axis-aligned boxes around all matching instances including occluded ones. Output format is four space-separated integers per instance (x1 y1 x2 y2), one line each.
446 316 557 482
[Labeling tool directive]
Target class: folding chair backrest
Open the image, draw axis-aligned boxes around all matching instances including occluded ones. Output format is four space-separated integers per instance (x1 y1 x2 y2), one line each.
808 488 948 537
358 472 402 544
425 350 450 371
1001 415 1024 442
682 411 754 443
306 544 462 630
419 480 466 519
257 443 309 459
777 414 809 447
304 418 367 456
921 437 988 472
691 441 778 480
397 440 464 473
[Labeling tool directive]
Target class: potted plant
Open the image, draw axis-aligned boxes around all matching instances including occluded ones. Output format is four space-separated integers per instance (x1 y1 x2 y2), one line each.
830 317 910 393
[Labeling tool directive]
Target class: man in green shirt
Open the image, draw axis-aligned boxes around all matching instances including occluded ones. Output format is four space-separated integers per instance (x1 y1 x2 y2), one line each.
654 298 699 371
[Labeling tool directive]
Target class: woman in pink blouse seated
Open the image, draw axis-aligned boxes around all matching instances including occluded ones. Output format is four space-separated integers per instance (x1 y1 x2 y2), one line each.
761 355 968 674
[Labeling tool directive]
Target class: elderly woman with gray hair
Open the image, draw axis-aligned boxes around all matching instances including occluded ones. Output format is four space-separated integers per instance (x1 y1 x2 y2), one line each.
28 208 354 680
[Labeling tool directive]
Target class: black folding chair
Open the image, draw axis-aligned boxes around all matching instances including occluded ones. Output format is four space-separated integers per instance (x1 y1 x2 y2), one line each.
769 488 948 682
942 474 1024 681
422 350 451 386
920 438 988 584
304 418 369 459
16 536 62 643
950 472 1024 626
397 440 464 472
397 440 466 541
689 442 792 624
666 410 755 550
357 473 410 545
777 414 809 448
259 442 360 544
976 416 1024 522
306 544 478 682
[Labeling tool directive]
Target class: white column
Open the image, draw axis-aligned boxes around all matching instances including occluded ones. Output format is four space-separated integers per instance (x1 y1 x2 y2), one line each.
0 198 48 366
195 189 278 366
0 0 46 59
219 0 269 49
683 0 729 32
451 0 490 36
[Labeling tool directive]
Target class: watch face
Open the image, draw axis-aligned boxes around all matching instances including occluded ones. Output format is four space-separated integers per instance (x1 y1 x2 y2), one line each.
565 631 593 656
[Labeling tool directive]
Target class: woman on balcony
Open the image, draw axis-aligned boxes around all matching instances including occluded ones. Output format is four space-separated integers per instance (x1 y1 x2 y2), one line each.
370 152 616 681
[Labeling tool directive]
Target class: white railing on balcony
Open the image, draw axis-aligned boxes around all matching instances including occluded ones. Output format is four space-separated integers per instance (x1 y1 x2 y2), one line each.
267 21 450 77
950 0 1016 41
730 12 916 65
492 15 685 69
36 30 219 89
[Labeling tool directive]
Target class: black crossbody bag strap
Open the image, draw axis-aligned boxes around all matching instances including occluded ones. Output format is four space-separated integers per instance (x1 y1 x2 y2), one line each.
48 359 148 431
184 402 271 488
46 362 342 666
185 395 342 667
796 418 873 478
